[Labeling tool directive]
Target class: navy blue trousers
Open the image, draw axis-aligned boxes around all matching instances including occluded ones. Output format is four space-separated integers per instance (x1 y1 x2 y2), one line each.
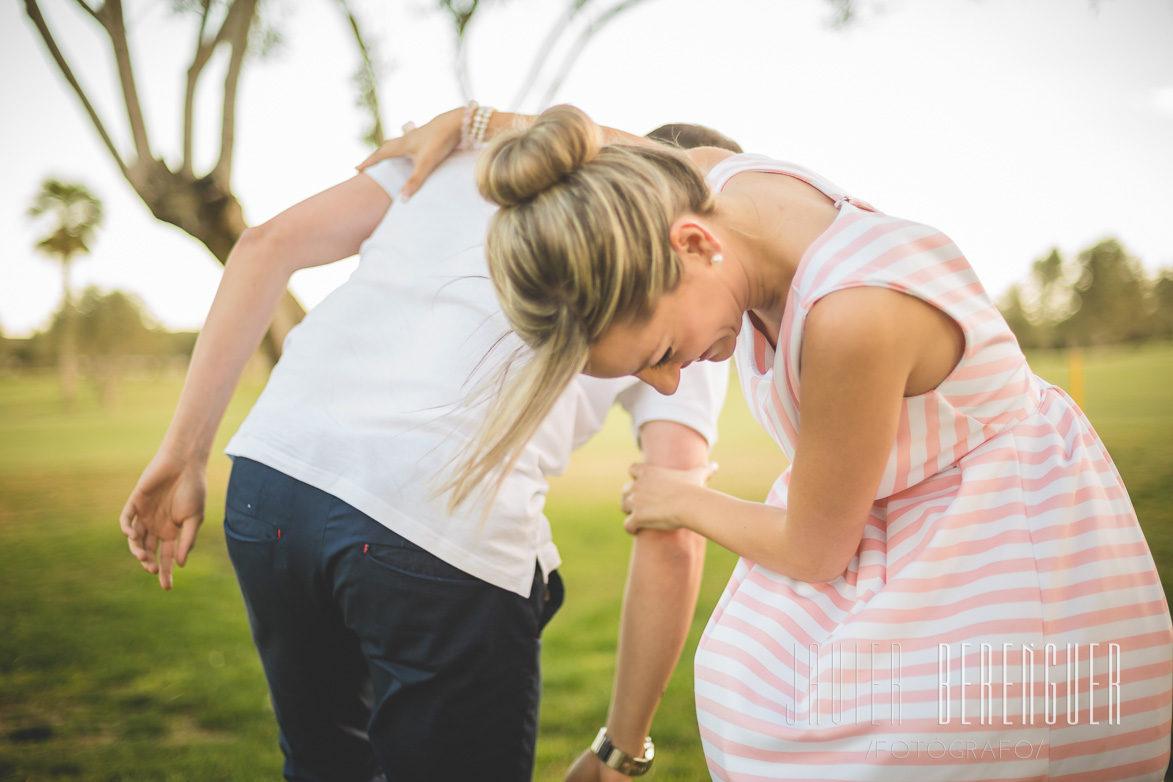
224 457 563 782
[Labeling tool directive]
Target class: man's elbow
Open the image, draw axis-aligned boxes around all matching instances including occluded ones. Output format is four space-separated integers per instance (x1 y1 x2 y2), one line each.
230 223 273 259
225 221 295 275
635 528 705 568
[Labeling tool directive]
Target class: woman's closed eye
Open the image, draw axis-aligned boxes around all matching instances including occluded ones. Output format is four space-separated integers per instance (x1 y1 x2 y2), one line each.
651 349 672 370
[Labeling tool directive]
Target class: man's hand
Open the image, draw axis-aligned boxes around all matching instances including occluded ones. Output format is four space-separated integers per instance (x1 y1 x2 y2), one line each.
119 448 206 591
564 749 636 782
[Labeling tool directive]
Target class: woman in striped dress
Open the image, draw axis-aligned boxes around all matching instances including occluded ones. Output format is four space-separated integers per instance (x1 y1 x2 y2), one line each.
434 105 1171 781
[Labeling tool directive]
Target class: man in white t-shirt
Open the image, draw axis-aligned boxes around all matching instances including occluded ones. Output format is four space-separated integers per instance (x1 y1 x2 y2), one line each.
120 134 734 781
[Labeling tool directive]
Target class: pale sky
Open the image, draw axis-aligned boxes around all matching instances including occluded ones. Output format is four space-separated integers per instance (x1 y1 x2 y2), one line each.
2 0 1171 337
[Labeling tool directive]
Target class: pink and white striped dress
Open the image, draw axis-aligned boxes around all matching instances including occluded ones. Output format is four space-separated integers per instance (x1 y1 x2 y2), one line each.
695 155 1172 781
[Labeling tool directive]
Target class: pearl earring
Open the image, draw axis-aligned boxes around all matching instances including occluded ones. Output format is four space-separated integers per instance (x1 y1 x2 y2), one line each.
711 253 724 265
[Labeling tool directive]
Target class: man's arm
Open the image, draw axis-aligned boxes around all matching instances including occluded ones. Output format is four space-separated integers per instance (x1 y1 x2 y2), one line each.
567 420 710 781
120 173 392 589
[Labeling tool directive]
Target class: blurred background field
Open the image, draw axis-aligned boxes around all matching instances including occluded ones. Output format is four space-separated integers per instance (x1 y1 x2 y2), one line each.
1 342 1170 781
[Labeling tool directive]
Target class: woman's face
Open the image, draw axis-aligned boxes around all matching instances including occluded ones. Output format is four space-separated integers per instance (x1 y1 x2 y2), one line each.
585 265 742 395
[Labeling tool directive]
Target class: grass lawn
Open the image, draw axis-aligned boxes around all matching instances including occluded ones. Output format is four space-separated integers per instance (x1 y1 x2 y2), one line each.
0 341 1170 780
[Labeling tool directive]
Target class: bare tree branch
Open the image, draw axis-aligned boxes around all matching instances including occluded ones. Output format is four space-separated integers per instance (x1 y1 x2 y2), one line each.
24 0 130 179
337 0 385 146
182 0 216 177
95 0 153 163
440 0 482 100
454 31 472 101
212 0 259 185
439 0 482 39
826 0 857 28
510 1 579 110
69 0 100 23
536 0 650 110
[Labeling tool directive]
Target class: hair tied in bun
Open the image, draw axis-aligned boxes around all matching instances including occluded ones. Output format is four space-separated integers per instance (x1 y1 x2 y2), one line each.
477 105 601 208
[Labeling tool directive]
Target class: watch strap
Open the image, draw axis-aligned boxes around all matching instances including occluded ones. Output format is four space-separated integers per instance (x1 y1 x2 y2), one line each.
591 727 654 776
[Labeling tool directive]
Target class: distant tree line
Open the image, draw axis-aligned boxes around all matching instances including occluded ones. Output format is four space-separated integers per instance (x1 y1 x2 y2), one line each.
999 238 1173 349
0 288 197 409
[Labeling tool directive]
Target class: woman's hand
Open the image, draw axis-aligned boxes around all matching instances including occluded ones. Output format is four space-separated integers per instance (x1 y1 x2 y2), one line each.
621 461 717 534
119 447 206 591
356 107 464 201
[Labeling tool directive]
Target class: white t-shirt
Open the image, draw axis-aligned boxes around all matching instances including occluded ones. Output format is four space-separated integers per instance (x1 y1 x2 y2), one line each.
225 153 729 597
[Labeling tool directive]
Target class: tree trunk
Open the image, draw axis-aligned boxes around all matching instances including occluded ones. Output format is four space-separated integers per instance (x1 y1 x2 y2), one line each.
59 257 77 408
127 160 304 363
59 306 78 408
91 356 121 414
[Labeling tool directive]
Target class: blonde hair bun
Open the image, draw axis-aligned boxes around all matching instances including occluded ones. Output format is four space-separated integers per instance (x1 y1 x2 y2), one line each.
477 105 601 208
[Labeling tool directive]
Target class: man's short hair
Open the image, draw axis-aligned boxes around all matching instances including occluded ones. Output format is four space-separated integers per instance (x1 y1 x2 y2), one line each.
645 123 743 153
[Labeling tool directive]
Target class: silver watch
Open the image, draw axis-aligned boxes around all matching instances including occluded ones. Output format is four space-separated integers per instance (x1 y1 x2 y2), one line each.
591 727 655 776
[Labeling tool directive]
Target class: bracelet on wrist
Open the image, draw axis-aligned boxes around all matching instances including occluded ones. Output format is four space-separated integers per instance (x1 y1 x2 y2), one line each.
591 727 654 776
458 100 495 151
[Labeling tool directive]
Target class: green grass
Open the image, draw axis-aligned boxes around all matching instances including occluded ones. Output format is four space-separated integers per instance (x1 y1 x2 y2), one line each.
0 342 1170 780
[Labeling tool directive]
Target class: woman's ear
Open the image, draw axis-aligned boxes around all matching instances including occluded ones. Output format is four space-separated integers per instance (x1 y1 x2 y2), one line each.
669 216 721 268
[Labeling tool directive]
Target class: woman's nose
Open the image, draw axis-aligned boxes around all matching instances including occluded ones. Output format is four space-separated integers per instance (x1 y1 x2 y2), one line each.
635 364 681 395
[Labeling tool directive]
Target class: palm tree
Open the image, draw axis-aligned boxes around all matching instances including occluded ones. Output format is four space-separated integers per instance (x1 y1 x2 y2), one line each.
28 178 104 407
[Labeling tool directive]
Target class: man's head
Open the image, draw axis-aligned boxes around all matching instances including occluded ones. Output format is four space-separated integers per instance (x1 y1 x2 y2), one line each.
645 123 742 154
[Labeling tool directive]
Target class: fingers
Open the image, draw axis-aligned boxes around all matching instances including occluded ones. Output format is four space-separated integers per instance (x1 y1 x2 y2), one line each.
400 153 442 202
356 138 403 171
620 476 642 532
127 534 147 564
176 515 201 567
127 519 150 563
622 513 640 535
357 143 394 171
675 460 718 487
121 499 155 568
158 538 175 591
630 461 716 484
140 530 159 574
620 481 634 515
119 497 138 539
358 119 423 171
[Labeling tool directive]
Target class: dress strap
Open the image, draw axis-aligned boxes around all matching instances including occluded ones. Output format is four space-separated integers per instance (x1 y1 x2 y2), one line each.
706 153 878 213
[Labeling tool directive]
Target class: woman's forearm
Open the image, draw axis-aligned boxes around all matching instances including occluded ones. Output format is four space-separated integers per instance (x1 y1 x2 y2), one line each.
673 485 852 583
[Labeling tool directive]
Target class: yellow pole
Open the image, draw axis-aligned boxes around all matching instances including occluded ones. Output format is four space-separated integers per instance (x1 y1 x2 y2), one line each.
1068 346 1085 409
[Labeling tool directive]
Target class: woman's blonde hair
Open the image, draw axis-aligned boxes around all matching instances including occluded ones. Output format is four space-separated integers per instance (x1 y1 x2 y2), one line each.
444 105 715 510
